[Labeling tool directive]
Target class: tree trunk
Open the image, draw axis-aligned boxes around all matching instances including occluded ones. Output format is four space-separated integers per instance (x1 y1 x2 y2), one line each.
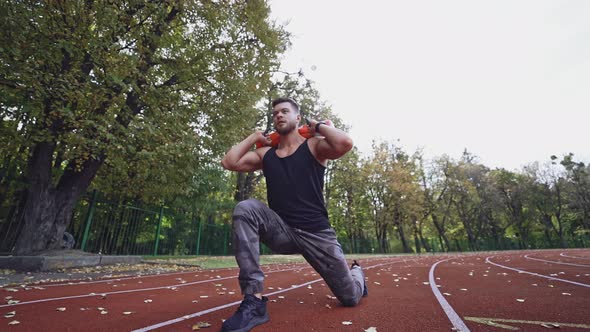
13 142 103 255
395 220 412 253
431 214 450 251
235 171 262 202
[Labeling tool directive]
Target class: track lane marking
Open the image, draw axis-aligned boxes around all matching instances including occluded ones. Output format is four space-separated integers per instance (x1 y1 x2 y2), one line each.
131 259 409 332
0 266 313 308
525 254 590 267
486 257 590 288
429 258 470 332
18 263 311 288
560 252 590 260
465 316 590 330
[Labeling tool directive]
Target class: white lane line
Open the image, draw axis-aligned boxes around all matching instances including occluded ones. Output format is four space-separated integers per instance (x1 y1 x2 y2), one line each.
525 254 590 267
560 252 590 260
131 259 407 332
429 259 470 332
34 270 203 288
0 266 310 308
486 257 590 288
26 263 311 288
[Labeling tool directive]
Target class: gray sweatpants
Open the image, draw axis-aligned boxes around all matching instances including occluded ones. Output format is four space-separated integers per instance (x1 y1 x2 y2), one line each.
232 199 365 307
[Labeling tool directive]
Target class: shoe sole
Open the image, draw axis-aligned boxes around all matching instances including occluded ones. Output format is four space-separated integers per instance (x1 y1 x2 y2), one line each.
222 313 270 332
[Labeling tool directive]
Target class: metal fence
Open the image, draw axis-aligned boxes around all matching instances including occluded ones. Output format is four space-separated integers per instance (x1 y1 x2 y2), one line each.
3 191 587 256
1 191 232 256
68 191 232 256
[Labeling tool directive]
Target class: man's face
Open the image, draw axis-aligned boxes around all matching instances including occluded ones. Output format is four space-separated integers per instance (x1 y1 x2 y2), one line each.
272 102 300 135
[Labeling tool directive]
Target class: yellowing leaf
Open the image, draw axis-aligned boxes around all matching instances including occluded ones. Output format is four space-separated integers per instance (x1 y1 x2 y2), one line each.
192 322 211 330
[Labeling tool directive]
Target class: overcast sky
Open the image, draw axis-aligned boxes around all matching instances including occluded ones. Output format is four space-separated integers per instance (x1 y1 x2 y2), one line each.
269 0 589 171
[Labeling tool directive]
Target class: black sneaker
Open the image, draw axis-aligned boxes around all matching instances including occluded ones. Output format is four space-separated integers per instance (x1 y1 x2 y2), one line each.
351 260 368 297
221 294 269 332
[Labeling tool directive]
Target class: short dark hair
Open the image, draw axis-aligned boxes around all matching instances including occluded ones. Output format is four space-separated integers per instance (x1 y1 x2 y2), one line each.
271 97 300 113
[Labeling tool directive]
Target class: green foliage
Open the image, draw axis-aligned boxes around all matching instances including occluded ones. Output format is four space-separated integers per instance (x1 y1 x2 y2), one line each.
0 0 288 207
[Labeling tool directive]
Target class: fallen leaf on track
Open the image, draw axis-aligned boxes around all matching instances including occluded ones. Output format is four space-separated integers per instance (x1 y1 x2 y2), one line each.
144 299 153 303
200 296 209 298
342 321 353 326
8 320 19 325
56 307 66 312
100 310 108 315
364 327 377 332
325 304 331 309
561 292 571 296
192 322 211 330
4 311 16 318
516 299 525 302
123 311 133 315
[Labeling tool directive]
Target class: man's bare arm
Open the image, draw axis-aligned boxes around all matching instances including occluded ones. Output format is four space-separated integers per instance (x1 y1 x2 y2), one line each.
308 120 353 161
221 131 270 172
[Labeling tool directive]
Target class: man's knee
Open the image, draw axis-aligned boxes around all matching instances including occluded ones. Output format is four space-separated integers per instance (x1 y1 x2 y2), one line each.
233 199 263 218
339 295 360 307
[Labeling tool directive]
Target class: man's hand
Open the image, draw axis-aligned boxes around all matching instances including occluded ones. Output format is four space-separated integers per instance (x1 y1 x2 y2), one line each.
221 131 271 172
254 130 272 147
306 119 353 162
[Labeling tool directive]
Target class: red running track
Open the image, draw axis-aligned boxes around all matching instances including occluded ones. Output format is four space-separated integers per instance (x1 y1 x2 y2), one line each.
2 249 589 331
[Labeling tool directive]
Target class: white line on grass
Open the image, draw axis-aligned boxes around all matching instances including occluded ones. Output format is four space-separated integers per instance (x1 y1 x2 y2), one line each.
429 258 471 332
524 254 590 267
131 259 406 332
486 257 590 288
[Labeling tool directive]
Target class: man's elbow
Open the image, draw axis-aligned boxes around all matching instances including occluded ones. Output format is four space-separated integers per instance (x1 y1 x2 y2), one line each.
221 157 232 170
340 137 353 153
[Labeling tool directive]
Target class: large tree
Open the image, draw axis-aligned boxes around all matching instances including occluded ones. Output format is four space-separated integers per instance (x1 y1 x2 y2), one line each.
1 0 287 254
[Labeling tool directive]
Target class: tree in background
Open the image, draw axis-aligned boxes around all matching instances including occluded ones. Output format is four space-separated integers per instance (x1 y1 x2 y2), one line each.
0 0 287 254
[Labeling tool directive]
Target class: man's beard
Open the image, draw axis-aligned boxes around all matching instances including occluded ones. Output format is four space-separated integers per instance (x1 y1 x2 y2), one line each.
276 121 297 135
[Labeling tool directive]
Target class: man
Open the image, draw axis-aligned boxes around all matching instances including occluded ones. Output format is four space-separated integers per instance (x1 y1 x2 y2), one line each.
220 97 367 332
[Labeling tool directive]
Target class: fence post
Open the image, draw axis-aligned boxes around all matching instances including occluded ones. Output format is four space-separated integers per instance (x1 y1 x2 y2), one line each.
195 219 203 256
153 205 164 256
223 224 229 255
80 190 98 251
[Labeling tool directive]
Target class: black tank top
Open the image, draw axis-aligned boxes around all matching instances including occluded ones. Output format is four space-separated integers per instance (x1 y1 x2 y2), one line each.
262 140 330 232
